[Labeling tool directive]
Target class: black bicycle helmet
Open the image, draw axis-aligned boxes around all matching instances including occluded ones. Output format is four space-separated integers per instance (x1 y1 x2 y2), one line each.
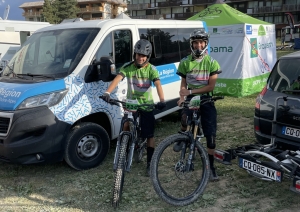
190 28 209 58
133 39 152 68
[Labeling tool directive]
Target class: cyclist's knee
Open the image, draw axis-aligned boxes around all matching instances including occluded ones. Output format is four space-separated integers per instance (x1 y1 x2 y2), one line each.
181 113 188 128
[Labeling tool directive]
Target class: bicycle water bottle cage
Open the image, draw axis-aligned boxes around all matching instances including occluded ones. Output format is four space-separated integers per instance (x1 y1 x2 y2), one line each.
188 96 201 110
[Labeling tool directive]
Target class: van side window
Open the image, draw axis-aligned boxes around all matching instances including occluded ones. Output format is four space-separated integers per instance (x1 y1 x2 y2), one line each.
138 28 199 66
96 32 113 61
95 30 133 72
139 28 180 66
177 28 195 59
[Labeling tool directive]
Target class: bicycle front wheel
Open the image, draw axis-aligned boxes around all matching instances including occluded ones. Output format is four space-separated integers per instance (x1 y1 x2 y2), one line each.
112 134 129 208
150 134 210 206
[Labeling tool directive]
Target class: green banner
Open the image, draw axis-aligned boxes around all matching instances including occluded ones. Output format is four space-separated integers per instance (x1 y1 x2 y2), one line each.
214 73 270 97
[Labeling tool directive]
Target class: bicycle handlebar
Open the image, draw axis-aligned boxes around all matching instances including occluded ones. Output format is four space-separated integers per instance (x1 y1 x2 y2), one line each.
99 96 156 110
182 96 224 107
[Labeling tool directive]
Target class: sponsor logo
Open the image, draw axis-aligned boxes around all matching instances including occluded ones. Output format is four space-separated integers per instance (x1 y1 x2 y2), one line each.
250 38 258 58
221 27 233 34
258 42 274 49
258 25 266 36
235 28 243 34
0 88 21 98
246 25 252 35
210 46 233 52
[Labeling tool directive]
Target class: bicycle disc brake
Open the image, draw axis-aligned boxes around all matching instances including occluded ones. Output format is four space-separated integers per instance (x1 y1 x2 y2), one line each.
174 159 194 180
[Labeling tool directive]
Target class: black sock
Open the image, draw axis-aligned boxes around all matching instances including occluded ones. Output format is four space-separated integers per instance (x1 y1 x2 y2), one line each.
147 147 154 164
209 154 214 170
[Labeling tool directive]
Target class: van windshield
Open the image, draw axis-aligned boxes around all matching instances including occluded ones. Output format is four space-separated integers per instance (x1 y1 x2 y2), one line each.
2 28 99 79
268 58 300 94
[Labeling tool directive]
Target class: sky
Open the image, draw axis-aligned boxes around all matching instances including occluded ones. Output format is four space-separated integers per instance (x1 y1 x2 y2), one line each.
0 0 41 21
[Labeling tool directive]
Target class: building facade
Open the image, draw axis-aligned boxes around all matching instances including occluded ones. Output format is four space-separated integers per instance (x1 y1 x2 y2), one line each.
19 0 127 22
128 0 300 37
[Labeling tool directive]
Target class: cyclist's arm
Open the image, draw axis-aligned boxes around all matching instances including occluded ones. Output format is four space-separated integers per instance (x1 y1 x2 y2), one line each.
105 74 124 93
179 77 187 100
154 79 165 102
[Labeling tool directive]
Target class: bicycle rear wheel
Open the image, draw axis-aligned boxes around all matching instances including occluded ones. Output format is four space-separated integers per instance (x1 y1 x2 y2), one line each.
150 134 210 206
112 134 129 208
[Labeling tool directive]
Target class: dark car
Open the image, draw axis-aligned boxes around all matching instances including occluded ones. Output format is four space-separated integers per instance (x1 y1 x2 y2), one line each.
254 51 300 150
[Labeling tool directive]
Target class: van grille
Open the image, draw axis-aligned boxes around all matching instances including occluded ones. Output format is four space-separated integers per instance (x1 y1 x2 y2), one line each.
0 112 13 136
0 117 10 134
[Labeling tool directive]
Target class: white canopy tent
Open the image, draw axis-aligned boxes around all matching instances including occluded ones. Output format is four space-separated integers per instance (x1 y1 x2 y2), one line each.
188 3 276 97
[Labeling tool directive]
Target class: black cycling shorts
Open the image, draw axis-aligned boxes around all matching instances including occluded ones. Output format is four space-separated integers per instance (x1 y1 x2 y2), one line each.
140 110 155 138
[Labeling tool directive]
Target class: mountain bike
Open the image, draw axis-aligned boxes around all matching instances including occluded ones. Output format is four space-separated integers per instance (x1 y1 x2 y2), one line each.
100 97 157 208
150 95 224 206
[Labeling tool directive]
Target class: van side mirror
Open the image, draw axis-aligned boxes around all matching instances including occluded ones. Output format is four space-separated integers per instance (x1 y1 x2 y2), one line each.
84 56 116 83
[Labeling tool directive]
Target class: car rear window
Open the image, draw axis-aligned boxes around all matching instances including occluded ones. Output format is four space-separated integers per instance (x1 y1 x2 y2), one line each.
268 58 300 94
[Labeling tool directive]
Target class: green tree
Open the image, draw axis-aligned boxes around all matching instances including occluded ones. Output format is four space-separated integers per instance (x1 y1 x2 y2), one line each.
54 0 79 23
42 0 57 24
42 0 79 24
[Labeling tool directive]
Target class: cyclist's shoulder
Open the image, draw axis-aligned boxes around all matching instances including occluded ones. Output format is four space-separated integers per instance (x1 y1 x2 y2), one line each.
204 54 220 64
122 61 135 70
180 55 192 63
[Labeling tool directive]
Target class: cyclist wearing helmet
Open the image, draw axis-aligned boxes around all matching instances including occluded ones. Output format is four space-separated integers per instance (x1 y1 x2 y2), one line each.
102 39 166 176
174 28 222 181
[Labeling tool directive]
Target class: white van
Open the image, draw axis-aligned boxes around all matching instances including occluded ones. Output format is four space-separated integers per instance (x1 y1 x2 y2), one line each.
0 19 207 170
283 24 300 42
0 20 51 71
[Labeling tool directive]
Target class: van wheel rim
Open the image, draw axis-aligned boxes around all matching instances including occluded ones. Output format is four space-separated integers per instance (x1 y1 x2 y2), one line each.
77 135 99 158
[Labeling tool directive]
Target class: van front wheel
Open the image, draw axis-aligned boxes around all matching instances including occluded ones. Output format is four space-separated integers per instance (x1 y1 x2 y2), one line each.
64 122 110 170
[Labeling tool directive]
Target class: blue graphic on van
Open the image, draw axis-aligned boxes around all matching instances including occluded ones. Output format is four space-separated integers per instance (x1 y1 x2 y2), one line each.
155 63 181 86
0 80 66 110
246 25 252 35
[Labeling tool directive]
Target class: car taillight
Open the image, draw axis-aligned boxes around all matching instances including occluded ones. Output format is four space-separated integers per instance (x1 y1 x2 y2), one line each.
255 86 267 109
255 125 260 132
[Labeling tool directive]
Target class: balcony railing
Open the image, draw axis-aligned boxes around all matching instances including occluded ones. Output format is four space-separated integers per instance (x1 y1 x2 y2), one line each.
252 4 300 14
157 1 182 7
127 3 150 10
79 6 103 12
132 14 165 19
192 0 214 5
173 12 197 19
23 12 42 17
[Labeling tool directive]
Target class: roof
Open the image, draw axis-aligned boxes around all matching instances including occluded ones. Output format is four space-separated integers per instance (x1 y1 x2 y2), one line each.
19 0 127 8
35 19 206 32
188 3 271 26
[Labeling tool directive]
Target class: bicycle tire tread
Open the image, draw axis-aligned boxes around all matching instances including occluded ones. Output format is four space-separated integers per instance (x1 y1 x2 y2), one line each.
112 135 129 208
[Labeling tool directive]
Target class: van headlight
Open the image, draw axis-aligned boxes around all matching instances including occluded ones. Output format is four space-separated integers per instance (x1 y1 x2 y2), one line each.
17 89 68 109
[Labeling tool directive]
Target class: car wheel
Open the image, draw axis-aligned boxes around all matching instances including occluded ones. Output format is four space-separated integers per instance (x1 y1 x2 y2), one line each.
64 122 110 170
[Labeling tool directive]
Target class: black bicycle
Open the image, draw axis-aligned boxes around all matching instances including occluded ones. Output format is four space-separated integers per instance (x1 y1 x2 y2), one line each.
100 97 157 208
150 95 224 206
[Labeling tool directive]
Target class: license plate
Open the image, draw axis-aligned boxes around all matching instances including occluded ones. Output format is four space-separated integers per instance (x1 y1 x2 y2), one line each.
239 158 282 182
282 126 300 138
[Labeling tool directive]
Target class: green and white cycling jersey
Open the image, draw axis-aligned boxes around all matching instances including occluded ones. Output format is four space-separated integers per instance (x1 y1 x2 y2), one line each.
177 54 221 90
119 62 160 106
